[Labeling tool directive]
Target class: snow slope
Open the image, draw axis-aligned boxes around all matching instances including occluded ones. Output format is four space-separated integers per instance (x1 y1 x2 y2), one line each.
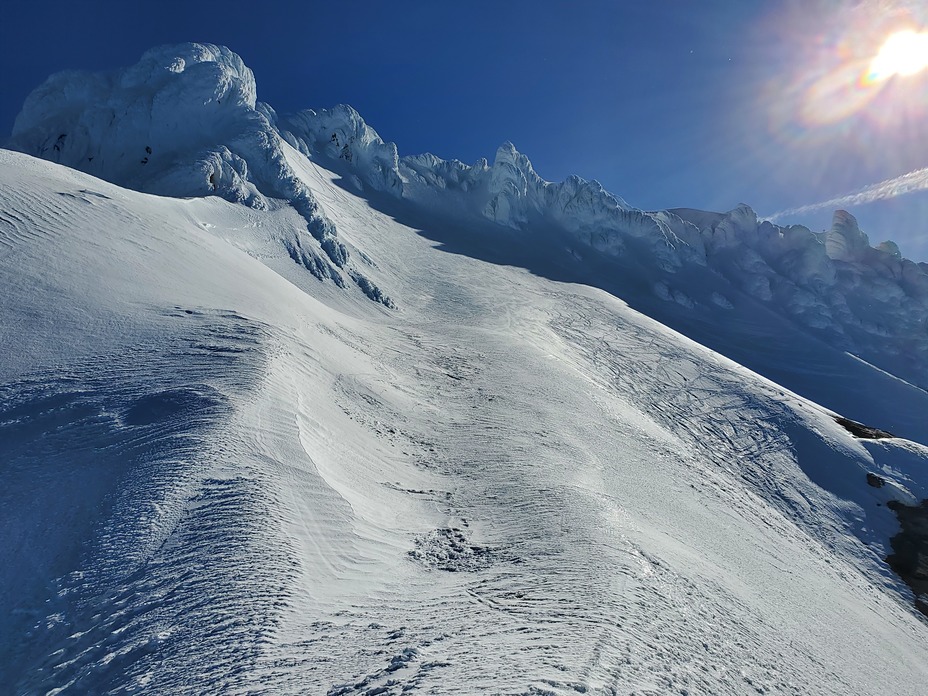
9 43 928 393
4 43 928 694
2 144 928 695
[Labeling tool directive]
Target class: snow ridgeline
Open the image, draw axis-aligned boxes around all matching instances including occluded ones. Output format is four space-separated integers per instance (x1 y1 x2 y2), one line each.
7 43 392 307
10 43 928 385
285 110 928 389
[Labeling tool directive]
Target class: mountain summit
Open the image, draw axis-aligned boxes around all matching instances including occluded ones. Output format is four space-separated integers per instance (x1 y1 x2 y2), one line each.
10 43 927 390
3 43 928 694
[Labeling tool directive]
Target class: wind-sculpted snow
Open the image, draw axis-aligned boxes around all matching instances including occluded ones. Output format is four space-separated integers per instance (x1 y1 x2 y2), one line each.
3 146 928 694
8 43 390 306
677 206 928 388
10 42 927 384
279 104 403 195
11 44 263 203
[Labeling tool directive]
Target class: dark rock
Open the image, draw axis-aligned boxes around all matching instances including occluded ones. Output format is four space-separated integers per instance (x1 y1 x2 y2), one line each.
867 472 887 488
835 416 895 439
886 499 928 617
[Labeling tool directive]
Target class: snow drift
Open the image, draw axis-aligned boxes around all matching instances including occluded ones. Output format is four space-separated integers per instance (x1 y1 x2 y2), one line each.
4 43 928 694
10 43 928 388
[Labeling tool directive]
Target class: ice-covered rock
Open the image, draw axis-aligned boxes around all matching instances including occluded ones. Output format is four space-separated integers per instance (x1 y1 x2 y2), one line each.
674 206 928 386
482 142 537 227
7 43 927 384
397 142 705 270
279 104 403 194
7 43 392 306
826 209 871 262
878 240 902 258
11 44 265 204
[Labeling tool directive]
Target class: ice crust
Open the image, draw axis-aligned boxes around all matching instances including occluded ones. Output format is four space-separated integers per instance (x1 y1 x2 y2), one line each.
9 42 928 385
9 44 388 304
6 47 928 689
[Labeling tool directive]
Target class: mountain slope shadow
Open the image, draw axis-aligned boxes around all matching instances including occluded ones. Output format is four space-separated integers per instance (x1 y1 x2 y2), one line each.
336 177 928 446
0 308 299 693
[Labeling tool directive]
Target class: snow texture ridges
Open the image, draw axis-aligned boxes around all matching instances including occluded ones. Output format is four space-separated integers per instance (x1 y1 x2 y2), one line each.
8 43 390 306
9 43 928 383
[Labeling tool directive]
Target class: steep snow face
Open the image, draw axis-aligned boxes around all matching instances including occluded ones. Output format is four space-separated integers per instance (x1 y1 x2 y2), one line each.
9 43 928 386
279 104 403 195
7 43 391 305
4 148 928 695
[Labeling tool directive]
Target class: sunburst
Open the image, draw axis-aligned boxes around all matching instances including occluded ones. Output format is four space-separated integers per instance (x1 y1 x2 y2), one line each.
865 29 928 83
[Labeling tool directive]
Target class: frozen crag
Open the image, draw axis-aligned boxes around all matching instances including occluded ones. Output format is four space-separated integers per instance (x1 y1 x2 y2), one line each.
286 106 927 388
674 206 928 388
278 104 403 195
398 143 653 253
9 43 927 385
278 107 672 266
7 43 391 305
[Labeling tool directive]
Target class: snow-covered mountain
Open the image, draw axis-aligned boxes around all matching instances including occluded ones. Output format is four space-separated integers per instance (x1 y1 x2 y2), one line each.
3 43 928 694
11 43 928 393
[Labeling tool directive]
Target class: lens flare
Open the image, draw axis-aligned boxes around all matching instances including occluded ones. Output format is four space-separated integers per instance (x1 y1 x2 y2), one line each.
865 30 928 83
786 20 928 127
750 2 928 245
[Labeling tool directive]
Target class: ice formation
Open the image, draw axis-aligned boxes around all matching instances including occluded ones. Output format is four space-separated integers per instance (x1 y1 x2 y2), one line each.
9 44 388 304
4 44 928 694
9 42 927 385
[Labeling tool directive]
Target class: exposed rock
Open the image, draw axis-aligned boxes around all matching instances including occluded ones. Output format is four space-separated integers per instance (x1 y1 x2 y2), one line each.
886 500 928 617
835 416 895 439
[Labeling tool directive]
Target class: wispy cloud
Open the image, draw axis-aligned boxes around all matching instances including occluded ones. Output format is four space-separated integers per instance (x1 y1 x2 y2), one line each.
765 166 928 221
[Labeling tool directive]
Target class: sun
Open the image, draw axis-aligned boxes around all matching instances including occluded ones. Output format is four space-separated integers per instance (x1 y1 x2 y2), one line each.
866 29 928 82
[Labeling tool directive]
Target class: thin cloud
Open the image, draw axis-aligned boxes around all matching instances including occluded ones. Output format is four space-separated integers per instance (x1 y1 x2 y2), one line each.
765 166 928 221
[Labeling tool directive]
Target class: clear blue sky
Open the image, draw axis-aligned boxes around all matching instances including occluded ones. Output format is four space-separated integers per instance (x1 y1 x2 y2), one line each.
2 0 927 259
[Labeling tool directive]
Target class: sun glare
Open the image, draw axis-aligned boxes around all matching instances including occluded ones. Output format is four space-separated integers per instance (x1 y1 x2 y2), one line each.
867 29 928 82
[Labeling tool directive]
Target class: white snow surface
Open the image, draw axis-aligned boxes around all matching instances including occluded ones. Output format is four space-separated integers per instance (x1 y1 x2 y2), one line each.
9 43 928 390
3 44 928 694
2 143 928 694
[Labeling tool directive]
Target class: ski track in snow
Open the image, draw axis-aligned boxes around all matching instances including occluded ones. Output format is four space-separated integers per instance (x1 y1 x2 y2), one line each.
1 149 927 695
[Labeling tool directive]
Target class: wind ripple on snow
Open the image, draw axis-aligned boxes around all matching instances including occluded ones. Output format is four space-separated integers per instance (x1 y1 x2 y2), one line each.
0 307 304 694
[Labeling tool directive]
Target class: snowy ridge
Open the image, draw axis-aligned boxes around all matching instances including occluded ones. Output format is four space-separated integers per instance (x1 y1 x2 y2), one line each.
8 43 391 306
7 42 928 385
267 92 928 388
279 104 403 195
273 81 928 391
3 145 928 694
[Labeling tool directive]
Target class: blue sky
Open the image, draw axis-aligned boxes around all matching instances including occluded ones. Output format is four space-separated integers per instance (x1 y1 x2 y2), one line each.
2 0 927 259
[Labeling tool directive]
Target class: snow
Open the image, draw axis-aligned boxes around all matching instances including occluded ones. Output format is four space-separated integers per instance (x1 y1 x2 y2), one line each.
10 43 926 391
8 43 390 306
3 43 928 694
3 144 928 694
